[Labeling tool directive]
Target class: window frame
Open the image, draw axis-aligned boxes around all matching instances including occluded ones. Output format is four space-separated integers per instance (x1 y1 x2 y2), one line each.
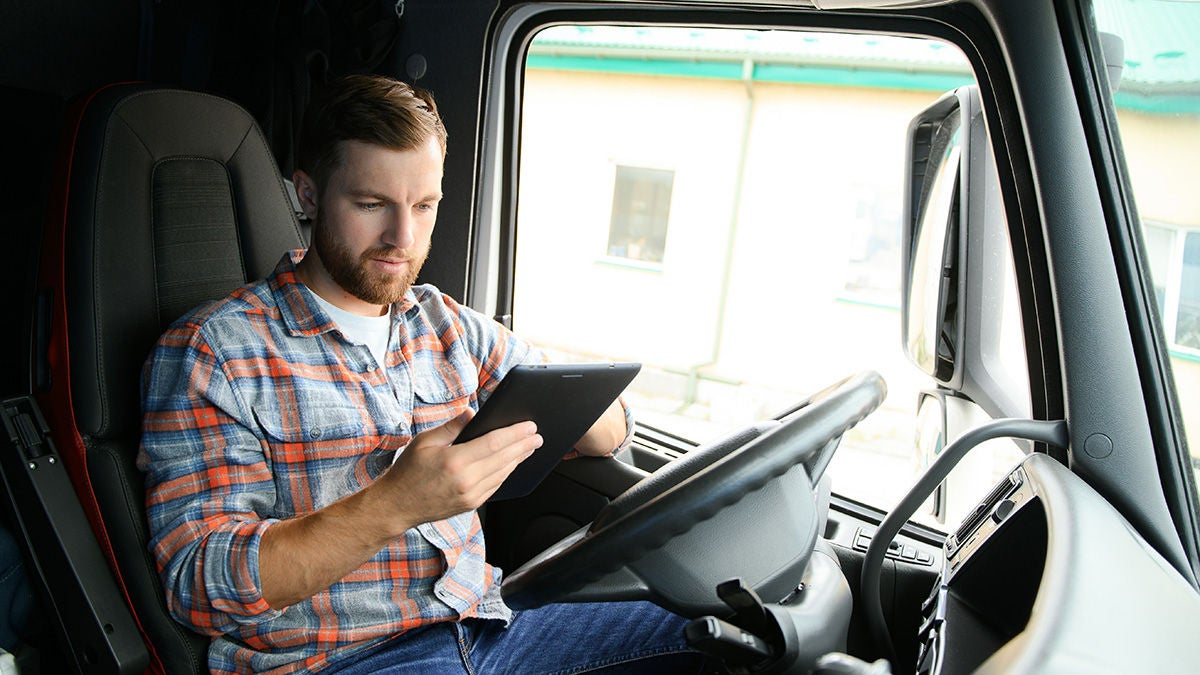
1081 0 1200 581
473 3 1060 425
469 0 1200 592
471 2 1060 518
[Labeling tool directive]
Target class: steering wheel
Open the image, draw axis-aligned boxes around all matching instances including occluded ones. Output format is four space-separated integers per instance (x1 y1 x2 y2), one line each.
501 371 887 618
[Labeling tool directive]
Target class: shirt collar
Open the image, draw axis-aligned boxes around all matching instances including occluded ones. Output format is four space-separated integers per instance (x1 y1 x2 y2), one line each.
269 249 420 337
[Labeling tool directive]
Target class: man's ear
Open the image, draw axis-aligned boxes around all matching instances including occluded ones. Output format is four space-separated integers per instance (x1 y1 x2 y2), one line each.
292 170 319 220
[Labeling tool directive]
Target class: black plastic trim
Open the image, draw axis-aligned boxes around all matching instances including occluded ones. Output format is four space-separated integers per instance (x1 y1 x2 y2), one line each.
1056 0 1200 586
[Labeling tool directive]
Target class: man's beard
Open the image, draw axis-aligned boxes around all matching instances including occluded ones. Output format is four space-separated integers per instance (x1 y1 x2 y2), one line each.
311 218 428 308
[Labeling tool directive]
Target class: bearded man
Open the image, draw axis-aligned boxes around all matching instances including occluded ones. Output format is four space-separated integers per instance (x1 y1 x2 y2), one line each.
138 75 703 674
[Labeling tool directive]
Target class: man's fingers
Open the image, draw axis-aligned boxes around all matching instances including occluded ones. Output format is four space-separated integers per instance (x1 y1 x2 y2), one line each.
454 420 539 459
382 418 542 523
479 435 542 500
416 409 476 448
473 426 542 473
410 411 534 455
437 430 539 507
484 421 540 452
466 428 542 488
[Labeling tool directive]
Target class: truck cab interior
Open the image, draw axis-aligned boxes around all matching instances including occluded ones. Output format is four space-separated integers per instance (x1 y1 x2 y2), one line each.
1 1 1199 674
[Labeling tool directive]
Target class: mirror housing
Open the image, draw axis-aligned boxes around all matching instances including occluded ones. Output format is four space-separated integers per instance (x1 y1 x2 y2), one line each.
901 87 974 386
901 85 1029 419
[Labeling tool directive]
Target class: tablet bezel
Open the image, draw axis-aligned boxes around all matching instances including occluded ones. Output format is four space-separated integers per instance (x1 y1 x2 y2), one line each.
456 362 641 501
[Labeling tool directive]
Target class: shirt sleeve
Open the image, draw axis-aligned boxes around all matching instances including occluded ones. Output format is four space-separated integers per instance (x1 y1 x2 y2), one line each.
435 291 634 457
432 292 546 401
610 397 636 454
137 322 284 636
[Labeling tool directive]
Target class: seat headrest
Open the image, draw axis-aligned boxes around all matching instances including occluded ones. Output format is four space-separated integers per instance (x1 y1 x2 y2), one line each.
59 85 306 439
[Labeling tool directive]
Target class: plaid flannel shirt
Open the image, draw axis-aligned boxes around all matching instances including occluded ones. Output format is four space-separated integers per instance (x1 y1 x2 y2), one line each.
138 250 603 673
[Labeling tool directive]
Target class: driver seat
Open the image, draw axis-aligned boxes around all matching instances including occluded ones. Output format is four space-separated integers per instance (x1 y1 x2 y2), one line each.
36 84 306 673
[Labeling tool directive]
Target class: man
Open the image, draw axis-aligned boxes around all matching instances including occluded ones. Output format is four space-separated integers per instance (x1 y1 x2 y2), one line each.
138 75 703 674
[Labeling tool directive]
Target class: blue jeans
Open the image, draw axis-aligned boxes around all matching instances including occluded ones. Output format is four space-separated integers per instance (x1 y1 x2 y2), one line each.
326 600 705 674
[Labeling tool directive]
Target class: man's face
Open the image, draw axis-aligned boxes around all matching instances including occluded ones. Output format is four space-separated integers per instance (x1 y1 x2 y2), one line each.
297 138 443 316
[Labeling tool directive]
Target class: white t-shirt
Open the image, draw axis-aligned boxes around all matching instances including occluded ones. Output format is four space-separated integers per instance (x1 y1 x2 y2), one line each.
308 291 392 367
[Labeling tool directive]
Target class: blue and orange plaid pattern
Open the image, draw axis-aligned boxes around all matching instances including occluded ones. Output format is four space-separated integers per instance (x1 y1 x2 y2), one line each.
139 250 545 673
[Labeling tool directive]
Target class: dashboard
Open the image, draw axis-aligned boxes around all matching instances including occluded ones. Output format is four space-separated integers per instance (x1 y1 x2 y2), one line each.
918 453 1200 674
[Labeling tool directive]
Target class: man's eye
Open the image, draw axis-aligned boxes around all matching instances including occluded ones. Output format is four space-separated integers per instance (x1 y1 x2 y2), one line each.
359 202 384 212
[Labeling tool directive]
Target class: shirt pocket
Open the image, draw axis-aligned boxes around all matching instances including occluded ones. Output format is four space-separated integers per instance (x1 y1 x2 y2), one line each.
251 402 367 446
251 403 385 513
410 344 479 433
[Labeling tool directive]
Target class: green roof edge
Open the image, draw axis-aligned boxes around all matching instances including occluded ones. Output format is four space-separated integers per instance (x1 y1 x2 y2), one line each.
527 53 1200 114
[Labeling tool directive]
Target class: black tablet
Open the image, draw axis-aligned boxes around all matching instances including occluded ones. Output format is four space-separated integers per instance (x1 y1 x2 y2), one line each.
456 362 641 501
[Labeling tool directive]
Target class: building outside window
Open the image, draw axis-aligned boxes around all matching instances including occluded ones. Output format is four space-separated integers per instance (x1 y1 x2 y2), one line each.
513 12 1200 520
1182 233 1200 353
607 165 673 264
1145 221 1200 355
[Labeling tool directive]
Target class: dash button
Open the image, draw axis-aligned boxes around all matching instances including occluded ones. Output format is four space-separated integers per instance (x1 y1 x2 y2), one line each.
992 498 1015 524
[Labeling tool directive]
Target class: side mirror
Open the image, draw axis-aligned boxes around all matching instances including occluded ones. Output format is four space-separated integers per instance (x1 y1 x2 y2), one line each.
900 87 976 385
914 390 948 522
901 85 1030 419
914 388 1028 527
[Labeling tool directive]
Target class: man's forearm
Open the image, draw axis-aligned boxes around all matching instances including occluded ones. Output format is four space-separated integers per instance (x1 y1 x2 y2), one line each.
257 416 541 609
574 400 630 457
258 481 409 609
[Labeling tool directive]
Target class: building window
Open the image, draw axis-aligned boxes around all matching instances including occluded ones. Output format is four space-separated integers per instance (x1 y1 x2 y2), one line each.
1179 232 1200 351
607 165 673 264
1143 222 1200 354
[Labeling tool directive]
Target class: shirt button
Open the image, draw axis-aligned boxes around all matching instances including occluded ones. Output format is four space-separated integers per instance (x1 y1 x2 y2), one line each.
310 428 323 439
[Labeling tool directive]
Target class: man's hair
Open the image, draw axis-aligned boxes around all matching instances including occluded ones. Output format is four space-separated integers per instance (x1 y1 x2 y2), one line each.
297 74 448 193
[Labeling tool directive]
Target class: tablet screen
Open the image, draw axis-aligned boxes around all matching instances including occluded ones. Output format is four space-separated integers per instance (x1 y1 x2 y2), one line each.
456 362 641 501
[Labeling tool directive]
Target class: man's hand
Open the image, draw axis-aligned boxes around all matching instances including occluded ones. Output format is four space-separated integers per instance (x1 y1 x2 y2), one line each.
259 415 541 609
375 413 543 533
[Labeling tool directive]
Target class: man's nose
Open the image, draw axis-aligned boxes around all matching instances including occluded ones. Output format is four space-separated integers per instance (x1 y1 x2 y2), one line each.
381 209 416 250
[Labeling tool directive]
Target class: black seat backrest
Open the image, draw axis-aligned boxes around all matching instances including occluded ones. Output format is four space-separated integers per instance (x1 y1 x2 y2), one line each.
36 84 305 673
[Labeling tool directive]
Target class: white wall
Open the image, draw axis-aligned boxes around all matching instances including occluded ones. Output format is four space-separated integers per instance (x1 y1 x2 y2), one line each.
515 70 749 367
515 69 940 399
513 65 1200 460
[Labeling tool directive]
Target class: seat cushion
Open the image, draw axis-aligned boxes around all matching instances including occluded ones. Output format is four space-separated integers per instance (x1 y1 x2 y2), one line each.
62 85 305 440
39 84 306 674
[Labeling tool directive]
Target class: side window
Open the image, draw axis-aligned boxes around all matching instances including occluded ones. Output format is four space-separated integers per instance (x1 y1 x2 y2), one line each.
511 25 1027 524
1093 0 1200 487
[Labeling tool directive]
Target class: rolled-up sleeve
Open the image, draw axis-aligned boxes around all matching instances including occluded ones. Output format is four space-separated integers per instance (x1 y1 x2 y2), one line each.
612 397 635 454
138 323 283 635
434 290 633 457
430 291 544 400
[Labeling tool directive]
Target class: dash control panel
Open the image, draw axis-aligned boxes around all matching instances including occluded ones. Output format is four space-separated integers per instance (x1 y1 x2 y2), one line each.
852 527 938 566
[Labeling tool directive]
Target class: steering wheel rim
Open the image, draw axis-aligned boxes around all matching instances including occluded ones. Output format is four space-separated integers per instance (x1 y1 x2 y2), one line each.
502 371 887 614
